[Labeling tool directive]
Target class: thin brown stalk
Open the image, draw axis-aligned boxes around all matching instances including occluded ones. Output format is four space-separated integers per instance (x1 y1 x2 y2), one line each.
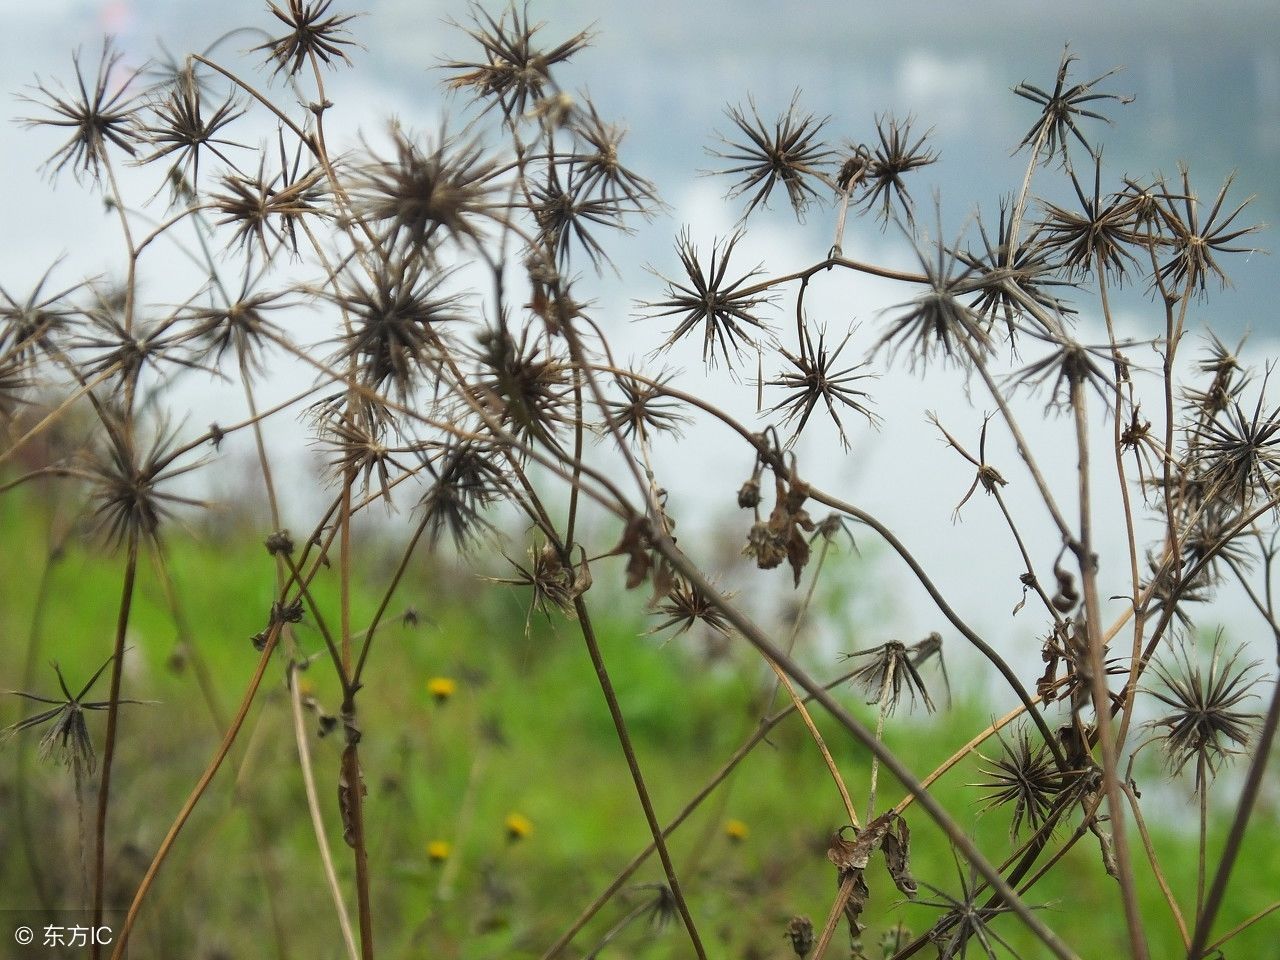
653 534 1080 960
541 669 862 959
1188 682 1280 959
812 872 857 960
288 661 360 960
1204 901 1280 955
765 657 860 828
1070 379 1149 960
90 529 139 960
572 596 708 960
1123 779 1191 949
108 623 283 960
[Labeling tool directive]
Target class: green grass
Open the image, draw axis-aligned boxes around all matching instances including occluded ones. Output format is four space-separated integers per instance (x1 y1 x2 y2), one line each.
2 487 1277 959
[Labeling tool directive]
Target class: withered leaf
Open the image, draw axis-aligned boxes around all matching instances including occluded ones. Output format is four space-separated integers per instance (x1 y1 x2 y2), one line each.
826 812 916 937
1095 827 1119 879
827 814 893 874
882 815 918 899
826 814 893 938
842 871 871 935
613 516 651 589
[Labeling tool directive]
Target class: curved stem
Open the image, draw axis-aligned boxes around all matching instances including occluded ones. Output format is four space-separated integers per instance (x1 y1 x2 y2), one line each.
90 530 139 960
653 533 1079 960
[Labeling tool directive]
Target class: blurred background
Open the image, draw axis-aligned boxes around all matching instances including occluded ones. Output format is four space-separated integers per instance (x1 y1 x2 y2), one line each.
3 3 1280 957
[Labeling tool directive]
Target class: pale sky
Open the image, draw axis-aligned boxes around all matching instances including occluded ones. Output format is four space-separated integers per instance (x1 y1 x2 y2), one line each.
6 1 1278 672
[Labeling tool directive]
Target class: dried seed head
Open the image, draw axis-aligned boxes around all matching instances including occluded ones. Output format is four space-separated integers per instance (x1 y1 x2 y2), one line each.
785 916 814 957
972 725 1065 840
650 578 732 639
0 263 84 372
21 40 143 182
211 152 330 259
417 439 505 551
84 420 206 550
567 99 659 211
767 328 877 450
1145 636 1263 792
711 91 835 221
255 0 359 78
1156 166 1260 296
1013 47 1132 165
443 4 591 122
329 257 464 401
841 640 935 715
2 655 143 774
606 370 690 444
138 81 245 191
641 228 773 369
353 122 505 257
471 321 573 446
1035 153 1138 283
856 113 938 225
183 283 287 377
877 215 990 369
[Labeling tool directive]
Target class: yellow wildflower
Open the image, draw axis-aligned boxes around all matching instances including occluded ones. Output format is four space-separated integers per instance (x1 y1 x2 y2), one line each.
427 676 457 703
426 839 451 863
504 812 533 841
724 818 749 842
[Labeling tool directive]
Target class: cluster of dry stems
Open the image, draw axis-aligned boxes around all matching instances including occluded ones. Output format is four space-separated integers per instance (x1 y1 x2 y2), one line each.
1 2 1277 958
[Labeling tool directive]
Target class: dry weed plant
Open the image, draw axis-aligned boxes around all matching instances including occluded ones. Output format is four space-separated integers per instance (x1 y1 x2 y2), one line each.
1 5 1277 959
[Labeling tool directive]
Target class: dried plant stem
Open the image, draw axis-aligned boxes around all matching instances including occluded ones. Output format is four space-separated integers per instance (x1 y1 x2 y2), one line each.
830 177 856 255
962 331 1073 542
90 530 139 960
110 508 346 960
1007 122 1050 263
108 623 283 960
1196 754 1209 922
288 662 360 960
865 682 891 822
337 461 376 960
757 535 832 714
151 552 227 731
0 363 122 469
1009 790 1106 899
992 486 1060 617
101 156 136 335
240 360 282 526
13 515 69 912
1070 381 1148 960
654 536 1079 960
341 741 375 960
571 597 708 960
1095 258 1146 754
1204 901 1280 955
582 896 656 959
765 657 860 828
1188 682 1280 959
813 491 1066 769
736 253 926 301
542 669 862 959
1122 779 1190 949
351 511 433 687
812 872 857 960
